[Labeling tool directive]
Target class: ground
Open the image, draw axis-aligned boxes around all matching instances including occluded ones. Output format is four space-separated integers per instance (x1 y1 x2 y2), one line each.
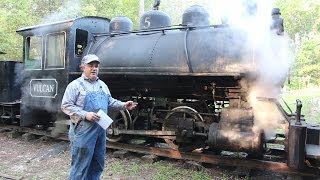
0 130 316 180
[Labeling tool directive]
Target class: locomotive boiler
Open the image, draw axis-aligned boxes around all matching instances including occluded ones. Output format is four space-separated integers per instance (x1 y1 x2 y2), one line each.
0 1 319 170
86 5 270 154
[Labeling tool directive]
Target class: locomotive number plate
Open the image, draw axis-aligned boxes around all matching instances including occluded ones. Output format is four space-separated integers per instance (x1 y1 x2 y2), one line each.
30 79 58 98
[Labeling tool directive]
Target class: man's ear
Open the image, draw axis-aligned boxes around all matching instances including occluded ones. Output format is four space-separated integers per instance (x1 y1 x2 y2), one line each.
79 64 84 71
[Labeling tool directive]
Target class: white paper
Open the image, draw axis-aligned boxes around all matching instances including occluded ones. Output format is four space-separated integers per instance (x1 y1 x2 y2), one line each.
97 109 113 130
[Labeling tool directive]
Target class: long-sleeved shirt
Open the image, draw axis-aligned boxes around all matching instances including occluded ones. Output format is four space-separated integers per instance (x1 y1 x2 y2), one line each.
61 74 125 123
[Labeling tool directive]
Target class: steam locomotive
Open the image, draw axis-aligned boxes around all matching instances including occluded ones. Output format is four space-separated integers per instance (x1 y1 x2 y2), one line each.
0 2 319 170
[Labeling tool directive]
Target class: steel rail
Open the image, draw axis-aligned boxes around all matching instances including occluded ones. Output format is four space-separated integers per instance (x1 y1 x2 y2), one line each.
107 141 320 177
1 125 319 177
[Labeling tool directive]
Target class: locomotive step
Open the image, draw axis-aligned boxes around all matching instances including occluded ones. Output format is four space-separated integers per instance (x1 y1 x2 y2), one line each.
0 101 21 106
1 115 11 119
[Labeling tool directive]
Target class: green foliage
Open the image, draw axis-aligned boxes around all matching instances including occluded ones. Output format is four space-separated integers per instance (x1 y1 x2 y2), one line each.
1 0 319 88
159 0 214 25
79 0 141 29
288 35 320 89
0 0 144 61
275 0 320 88
105 160 126 174
0 0 35 60
281 88 320 124
151 161 212 180
296 38 320 83
104 159 213 180
0 0 159 61
275 0 320 39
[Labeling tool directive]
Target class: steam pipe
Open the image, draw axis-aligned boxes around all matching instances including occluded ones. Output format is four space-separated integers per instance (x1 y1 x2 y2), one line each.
295 99 302 125
184 28 193 73
288 100 306 169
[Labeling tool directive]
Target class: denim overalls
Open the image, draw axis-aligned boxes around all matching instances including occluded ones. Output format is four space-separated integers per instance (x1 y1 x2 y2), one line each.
69 81 109 180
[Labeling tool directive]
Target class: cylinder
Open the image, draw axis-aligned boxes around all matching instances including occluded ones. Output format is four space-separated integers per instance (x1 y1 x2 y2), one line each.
207 123 263 154
287 120 307 169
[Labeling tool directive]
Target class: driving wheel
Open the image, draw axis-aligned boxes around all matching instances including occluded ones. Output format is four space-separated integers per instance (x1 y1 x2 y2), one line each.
106 109 131 142
162 106 204 150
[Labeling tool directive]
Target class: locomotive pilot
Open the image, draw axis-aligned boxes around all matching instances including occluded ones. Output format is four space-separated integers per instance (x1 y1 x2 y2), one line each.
61 54 136 180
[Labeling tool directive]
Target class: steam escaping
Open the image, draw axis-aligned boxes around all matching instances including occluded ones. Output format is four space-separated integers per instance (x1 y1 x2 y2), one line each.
248 31 294 136
215 0 294 139
40 0 82 23
18 0 83 130
20 0 82 111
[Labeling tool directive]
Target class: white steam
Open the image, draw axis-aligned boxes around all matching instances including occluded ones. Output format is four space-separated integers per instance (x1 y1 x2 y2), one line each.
40 0 82 23
214 0 294 139
20 0 82 115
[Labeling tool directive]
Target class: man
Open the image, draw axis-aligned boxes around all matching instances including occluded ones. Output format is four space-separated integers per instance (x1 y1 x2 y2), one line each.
61 54 136 180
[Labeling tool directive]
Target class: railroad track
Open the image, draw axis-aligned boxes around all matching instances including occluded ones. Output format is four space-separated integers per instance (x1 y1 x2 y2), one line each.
107 141 320 178
1 125 320 178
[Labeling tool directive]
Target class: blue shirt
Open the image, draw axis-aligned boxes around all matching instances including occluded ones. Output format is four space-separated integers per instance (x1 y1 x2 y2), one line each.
61 73 125 123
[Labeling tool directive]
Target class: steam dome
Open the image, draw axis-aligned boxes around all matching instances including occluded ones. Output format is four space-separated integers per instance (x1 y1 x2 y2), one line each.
109 16 133 33
182 5 210 26
139 9 171 30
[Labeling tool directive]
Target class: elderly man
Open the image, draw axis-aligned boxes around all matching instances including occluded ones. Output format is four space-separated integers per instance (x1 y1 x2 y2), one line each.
61 54 136 180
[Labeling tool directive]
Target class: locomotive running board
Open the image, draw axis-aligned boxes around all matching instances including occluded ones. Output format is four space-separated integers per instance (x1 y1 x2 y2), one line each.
107 141 320 177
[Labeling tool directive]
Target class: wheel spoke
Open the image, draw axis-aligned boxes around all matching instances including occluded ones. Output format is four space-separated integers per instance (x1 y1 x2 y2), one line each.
162 106 203 150
107 109 131 142
113 117 124 124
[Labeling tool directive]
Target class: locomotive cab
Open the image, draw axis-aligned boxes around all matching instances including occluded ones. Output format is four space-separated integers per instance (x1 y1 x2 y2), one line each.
16 17 110 127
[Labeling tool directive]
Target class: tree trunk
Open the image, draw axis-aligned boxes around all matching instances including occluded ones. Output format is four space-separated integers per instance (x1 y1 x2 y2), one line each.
139 0 144 18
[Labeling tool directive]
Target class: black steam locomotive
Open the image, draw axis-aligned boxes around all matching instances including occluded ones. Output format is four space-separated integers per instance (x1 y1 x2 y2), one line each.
0 2 319 170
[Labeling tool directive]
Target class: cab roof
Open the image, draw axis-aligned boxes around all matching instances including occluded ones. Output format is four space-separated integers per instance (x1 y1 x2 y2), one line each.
16 16 110 36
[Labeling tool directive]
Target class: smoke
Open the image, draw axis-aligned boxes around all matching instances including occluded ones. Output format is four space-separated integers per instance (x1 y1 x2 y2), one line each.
40 0 82 23
248 86 288 139
216 0 294 139
17 1 83 129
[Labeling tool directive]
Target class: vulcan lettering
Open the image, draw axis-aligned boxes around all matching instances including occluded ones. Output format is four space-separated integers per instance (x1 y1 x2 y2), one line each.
30 79 58 98
33 84 55 93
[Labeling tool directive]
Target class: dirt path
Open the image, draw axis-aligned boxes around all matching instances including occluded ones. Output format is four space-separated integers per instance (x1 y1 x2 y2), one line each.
0 131 69 179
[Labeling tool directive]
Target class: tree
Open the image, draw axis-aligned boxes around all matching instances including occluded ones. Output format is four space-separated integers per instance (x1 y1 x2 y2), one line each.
0 0 36 60
294 37 320 86
276 0 320 88
1 0 319 89
276 0 319 39
0 0 143 60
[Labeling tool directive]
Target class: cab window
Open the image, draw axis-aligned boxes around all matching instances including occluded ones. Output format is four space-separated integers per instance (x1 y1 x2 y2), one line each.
45 32 65 69
75 29 88 56
25 36 42 70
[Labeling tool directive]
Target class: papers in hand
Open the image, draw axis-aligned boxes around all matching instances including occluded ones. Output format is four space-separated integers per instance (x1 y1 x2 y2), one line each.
97 109 113 130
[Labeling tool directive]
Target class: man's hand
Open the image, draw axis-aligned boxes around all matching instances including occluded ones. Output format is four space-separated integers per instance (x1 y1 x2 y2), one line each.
124 101 138 110
85 112 100 122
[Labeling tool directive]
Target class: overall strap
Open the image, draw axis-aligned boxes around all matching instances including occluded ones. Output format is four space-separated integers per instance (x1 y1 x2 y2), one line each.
77 79 88 92
77 79 103 93
97 80 104 92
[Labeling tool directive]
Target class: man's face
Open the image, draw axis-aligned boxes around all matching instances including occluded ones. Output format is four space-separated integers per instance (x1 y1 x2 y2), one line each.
83 61 99 80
